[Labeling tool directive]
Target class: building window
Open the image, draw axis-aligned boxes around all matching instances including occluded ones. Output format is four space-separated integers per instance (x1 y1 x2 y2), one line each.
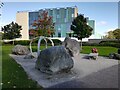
49 10 53 16
72 14 74 17
63 9 66 18
57 15 59 18
72 8 74 14
58 32 61 37
64 18 67 22
58 28 61 37
57 10 59 14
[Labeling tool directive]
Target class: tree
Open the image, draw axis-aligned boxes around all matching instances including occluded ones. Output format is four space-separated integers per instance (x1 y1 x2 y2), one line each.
104 31 115 39
0 32 3 39
2 22 22 40
29 11 55 38
113 29 120 40
103 29 120 39
70 14 93 49
107 31 115 39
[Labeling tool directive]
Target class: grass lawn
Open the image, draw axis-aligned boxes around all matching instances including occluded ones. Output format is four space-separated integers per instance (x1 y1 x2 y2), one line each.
2 45 43 89
81 46 118 57
1 45 118 89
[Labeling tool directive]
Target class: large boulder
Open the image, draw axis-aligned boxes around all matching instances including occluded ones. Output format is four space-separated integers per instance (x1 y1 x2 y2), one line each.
12 45 30 55
62 37 80 57
35 46 74 74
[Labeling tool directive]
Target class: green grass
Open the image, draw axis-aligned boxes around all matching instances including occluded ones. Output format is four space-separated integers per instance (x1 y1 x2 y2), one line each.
2 45 43 89
32 45 118 57
31 45 52 52
81 46 118 56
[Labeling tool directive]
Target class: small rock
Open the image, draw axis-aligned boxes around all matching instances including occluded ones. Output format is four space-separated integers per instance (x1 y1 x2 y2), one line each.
24 52 37 59
114 53 120 60
12 45 30 55
109 53 115 59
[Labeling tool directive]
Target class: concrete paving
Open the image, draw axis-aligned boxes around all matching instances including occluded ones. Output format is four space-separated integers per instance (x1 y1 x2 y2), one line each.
10 53 119 88
48 65 119 88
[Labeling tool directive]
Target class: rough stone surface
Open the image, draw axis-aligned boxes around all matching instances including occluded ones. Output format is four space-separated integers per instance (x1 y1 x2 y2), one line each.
109 53 115 59
24 52 37 59
12 45 30 55
114 53 120 60
118 48 120 54
62 37 80 57
35 46 74 74
109 53 120 60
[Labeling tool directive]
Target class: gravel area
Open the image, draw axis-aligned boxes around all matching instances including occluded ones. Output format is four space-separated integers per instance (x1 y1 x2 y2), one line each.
10 53 119 88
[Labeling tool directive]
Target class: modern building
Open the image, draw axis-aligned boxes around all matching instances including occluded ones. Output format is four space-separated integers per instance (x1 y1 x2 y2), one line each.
87 20 95 34
16 6 95 40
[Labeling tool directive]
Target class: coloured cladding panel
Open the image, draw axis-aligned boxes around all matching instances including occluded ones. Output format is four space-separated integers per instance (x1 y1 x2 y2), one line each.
16 6 95 40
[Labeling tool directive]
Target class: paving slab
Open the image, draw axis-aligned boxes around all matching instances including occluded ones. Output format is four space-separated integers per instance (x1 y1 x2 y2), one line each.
10 54 119 88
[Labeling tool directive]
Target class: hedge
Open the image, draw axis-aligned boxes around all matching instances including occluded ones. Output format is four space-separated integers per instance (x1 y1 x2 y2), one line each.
2 39 119 48
82 40 120 48
2 39 62 46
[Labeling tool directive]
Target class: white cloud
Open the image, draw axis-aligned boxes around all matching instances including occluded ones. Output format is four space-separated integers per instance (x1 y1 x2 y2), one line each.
100 28 117 36
105 28 117 33
97 21 107 26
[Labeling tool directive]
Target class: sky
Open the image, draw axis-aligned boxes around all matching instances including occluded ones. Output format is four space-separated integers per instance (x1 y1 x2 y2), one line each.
0 1 119 36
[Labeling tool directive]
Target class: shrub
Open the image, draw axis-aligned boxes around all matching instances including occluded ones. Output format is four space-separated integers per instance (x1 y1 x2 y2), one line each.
118 48 120 54
99 40 120 48
52 39 62 45
0 40 3 45
82 40 120 48
31 38 62 46
82 42 100 46
2 40 13 45
14 40 30 45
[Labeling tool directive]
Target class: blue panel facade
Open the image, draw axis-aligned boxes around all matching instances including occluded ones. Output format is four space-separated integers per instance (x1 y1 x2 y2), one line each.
28 6 95 38
29 12 39 30
87 20 95 34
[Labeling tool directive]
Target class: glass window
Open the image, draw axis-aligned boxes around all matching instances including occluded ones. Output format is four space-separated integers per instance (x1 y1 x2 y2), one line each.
64 18 67 22
49 10 53 16
58 32 61 37
72 14 74 17
57 10 59 14
64 9 66 18
72 8 74 14
57 15 59 18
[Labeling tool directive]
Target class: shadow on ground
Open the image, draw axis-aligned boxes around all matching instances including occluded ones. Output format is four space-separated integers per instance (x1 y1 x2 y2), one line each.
46 64 119 88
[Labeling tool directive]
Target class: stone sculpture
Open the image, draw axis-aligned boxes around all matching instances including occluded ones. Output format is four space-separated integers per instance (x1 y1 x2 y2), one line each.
12 45 30 55
35 46 74 74
62 37 80 57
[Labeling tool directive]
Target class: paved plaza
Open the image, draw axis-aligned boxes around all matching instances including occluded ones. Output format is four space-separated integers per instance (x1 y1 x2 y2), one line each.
10 53 119 88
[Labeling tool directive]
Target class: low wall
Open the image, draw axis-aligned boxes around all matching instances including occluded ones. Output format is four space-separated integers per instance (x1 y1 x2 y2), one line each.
88 39 119 44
